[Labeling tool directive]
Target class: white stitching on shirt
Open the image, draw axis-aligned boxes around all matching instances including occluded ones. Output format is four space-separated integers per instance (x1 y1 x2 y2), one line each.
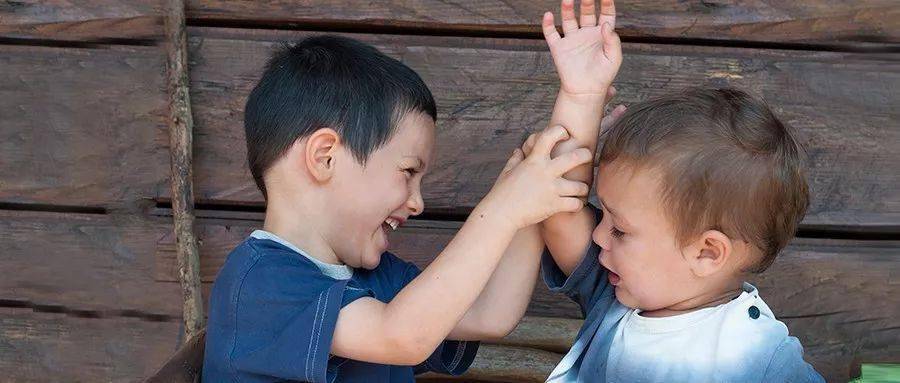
448 341 466 371
311 288 332 381
306 292 323 380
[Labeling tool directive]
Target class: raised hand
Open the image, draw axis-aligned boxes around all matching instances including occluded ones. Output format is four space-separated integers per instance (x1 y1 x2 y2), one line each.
542 0 622 96
479 125 592 229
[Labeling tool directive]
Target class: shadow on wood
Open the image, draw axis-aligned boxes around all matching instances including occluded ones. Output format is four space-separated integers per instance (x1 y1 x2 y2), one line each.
146 328 206 383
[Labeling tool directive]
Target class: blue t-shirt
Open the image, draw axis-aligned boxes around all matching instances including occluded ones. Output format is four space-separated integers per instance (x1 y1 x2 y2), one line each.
202 233 479 382
541 206 824 382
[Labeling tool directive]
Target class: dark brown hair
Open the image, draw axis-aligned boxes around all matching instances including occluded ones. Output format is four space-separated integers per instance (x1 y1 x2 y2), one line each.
599 87 809 272
244 35 436 199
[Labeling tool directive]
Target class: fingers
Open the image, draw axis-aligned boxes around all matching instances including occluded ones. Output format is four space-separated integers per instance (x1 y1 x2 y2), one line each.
579 0 597 27
550 147 593 175
560 0 579 34
557 197 587 213
501 148 525 174
541 12 561 43
610 104 627 119
601 22 622 62
522 133 537 156
599 0 616 29
605 85 617 103
601 85 617 111
601 104 626 129
530 125 570 158
556 178 591 197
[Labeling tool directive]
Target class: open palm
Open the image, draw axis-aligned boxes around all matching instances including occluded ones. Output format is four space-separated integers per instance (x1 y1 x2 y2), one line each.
543 0 622 96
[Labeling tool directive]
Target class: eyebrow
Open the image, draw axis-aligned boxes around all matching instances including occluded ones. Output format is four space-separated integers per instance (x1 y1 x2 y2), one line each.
598 198 629 226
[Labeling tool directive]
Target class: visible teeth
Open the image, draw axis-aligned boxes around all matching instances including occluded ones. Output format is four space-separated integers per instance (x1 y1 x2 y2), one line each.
385 218 399 230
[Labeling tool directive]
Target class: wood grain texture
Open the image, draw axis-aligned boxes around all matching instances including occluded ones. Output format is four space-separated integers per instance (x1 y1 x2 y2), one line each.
0 308 180 383
0 0 161 41
145 328 206 383
2 1 897 44
183 30 900 229
164 0 205 340
0 44 169 211
421 344 562 382
0 210 183 316
2 32 896 228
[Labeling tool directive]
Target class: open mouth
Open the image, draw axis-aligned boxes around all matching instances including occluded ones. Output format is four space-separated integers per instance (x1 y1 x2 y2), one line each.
380 217 402 246
384 217 400 231
608 270 621 286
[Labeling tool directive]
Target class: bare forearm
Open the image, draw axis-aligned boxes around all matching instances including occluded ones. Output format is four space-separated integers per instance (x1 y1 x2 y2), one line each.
549 90 606 184
540 207 595 276
540 91 605 275
451 224 543 340
383 205 518 354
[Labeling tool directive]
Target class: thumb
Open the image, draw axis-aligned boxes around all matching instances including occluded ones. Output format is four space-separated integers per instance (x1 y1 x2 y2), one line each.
601 22 622 62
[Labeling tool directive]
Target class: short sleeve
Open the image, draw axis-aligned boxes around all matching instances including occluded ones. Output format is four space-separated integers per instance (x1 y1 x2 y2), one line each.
541 205 613 316
762 337 825 383
387 253 481 376
227 245 373 383
414 339 479 376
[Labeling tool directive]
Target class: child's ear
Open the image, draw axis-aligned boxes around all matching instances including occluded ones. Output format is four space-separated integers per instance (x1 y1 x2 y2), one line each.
685 230 732 278
304 128 341 182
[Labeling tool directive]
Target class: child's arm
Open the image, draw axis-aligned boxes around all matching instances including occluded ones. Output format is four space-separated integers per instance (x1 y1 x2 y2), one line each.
444 1 627 334
446 224 543 340
540 0 622 275
331 126 592 365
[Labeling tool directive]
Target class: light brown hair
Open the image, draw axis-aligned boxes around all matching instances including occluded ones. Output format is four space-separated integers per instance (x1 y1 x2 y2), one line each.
599 87 809 272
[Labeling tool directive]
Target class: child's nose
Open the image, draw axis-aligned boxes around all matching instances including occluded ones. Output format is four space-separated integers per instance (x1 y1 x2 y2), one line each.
592 225 609 250
407 190 425 216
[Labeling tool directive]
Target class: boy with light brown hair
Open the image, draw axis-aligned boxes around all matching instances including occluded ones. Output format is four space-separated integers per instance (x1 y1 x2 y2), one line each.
530 0 825 381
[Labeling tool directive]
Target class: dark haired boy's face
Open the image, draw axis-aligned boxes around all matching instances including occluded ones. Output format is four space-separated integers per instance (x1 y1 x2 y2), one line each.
327 111 435 269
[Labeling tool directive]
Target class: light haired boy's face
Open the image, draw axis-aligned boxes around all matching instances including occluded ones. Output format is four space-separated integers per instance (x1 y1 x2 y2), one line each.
592 160 701 312
328 111 435 269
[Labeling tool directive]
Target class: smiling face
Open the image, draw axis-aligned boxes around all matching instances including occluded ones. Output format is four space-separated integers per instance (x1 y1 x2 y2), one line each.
591 160 701 312
326 111 436 269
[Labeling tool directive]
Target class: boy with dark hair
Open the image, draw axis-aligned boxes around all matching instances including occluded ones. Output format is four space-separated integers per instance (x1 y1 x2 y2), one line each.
529 1 824 380
201 34 597 382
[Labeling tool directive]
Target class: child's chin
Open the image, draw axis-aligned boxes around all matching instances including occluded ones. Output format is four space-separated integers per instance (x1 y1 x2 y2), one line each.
614 288 638 309
358 252 382 270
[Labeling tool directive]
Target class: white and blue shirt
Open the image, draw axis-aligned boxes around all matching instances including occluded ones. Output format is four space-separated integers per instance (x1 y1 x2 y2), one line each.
542 209 824 382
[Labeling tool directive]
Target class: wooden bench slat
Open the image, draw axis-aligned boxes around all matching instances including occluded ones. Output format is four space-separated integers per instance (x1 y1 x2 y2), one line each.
0 44 169 211
1 210 896 382
2 33 896 228
184 30 900 230
2 1 897 44
0 210 183 316
0 308 180 383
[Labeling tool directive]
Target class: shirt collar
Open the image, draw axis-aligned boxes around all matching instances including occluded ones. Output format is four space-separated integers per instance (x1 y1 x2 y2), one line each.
250 230 353 280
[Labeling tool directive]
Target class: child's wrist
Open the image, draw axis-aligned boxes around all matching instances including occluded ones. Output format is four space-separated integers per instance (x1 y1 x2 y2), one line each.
470 201 521 233
558 88 608 104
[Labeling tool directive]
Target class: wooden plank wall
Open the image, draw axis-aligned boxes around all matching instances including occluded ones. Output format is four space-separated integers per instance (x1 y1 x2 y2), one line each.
1 1 898 382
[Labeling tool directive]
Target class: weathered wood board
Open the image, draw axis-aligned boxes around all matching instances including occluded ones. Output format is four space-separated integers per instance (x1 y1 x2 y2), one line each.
0 308 180 383
184 30 900 230
0 210 183 316
0 44 169 211
2 32 896 228
1 209 894 382
2 1 897 44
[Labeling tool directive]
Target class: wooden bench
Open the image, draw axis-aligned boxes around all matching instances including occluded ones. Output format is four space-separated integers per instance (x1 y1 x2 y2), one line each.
1 1 897 382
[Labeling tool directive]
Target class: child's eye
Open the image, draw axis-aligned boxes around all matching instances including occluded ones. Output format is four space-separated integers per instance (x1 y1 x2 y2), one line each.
402 168 417 177
610 227 625 239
